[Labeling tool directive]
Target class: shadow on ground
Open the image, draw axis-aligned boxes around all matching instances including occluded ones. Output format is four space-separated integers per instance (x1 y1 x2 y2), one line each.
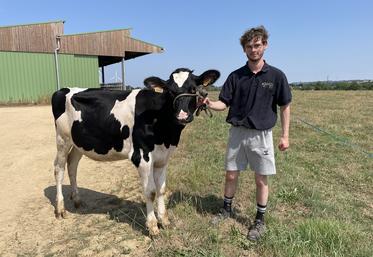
44 187 251 235
44 185 148 234
167 191 251 226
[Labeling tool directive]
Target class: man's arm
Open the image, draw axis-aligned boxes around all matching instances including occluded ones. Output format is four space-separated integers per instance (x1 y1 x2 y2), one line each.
204 98 227 111
278 104 290 151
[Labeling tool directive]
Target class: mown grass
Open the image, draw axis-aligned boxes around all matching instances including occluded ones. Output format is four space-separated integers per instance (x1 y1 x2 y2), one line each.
149 91 373 257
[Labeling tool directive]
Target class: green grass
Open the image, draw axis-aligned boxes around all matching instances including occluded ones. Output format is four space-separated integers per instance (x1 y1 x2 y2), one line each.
151 91 373 257
36 90 371 256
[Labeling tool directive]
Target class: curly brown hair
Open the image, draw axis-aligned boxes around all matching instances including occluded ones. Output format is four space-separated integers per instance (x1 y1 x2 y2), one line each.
240 25 269 48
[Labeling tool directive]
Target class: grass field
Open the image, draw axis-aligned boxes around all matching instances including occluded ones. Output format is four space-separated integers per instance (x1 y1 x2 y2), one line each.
4 90 370 256
147 90 373 257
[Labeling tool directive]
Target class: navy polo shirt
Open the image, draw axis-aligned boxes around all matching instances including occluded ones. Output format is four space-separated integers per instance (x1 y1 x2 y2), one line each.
219 62 292 130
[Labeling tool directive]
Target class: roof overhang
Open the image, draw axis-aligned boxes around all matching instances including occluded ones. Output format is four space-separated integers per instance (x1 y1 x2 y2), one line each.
59 30 164 67
0 21 164 67
98 52 152 67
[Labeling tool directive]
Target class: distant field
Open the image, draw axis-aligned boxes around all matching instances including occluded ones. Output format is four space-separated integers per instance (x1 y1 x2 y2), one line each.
159 90 373 257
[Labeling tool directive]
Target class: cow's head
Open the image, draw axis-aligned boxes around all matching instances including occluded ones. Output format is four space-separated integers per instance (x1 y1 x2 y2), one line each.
144 68 220 125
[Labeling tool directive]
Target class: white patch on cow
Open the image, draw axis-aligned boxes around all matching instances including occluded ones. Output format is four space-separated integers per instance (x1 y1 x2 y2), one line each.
177 109 188 120
135 148 159 235
55 87 87 136
153 144 176 168
65 87 87 122
110 89 139 130
172 71 189 87
152 143 175 227
110 89 140 155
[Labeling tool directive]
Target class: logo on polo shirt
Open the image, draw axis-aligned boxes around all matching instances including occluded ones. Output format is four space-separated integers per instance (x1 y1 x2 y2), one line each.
261 82 274 89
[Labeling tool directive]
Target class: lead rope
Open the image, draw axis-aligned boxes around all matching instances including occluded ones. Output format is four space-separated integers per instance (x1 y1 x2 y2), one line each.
195 101 213 117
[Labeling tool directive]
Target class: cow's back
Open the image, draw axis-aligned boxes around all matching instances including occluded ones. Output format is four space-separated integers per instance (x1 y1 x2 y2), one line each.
52 88 139 161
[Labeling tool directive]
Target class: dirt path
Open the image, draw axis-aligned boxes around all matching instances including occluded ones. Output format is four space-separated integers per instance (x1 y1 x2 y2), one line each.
0 106 151 256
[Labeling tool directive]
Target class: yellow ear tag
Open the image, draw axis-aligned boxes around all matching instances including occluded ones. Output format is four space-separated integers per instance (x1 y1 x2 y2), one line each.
203 78 212 87
153 86 164 93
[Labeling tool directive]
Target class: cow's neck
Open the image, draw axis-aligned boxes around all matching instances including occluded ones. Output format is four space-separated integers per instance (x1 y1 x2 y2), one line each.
153 94 185 148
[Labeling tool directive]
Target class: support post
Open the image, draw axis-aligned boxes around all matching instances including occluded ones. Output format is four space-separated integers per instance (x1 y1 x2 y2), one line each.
121 56 126 90
101 66 105 84
54 36 61 90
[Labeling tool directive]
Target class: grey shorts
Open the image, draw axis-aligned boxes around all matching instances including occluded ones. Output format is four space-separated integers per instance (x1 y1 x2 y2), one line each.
225 126 276 175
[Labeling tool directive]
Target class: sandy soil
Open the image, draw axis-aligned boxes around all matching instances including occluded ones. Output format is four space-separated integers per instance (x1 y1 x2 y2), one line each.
0 106 152 256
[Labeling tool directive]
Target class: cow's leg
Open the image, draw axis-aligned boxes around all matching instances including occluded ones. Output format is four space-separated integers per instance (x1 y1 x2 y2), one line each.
138 158 159 236
67 146 83 208
54 134 71 218
154 165 170 227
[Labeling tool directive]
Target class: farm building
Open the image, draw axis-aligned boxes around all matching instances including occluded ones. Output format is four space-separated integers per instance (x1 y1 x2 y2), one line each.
0 20 163 103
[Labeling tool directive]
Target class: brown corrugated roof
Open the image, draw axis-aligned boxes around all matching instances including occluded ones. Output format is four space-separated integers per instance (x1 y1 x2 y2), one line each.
0 21 164 66
0 21 64 53
0 20 65 29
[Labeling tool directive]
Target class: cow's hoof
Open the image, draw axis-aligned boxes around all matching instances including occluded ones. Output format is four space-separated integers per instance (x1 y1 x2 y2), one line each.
159 216 171 229
147 220 160 237
70 194 82 209
55 209 67 219
148 228 160 238
73 199 82 209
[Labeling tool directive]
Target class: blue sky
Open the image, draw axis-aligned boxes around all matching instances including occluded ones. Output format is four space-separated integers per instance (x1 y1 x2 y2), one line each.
1 0 373 86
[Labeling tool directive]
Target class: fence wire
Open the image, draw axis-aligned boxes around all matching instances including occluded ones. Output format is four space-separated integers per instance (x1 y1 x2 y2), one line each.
294 116 373 159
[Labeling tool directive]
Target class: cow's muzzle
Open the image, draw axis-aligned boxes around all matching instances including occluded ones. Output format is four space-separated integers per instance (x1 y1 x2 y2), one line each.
173 88 212 122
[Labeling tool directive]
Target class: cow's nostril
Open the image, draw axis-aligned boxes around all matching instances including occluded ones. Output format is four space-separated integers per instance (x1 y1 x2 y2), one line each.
177 110 188 120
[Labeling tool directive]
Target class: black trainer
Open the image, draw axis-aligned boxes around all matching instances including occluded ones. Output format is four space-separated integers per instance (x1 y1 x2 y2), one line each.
210 208 235 225
247 220 266 241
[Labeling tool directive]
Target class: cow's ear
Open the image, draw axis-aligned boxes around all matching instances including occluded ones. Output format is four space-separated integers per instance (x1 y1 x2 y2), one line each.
198 70 220 87
144 77 167 93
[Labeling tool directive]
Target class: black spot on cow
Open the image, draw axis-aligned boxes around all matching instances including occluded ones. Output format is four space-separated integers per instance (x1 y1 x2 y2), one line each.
51 88 70 120
70 88 131 155
131 89 184 167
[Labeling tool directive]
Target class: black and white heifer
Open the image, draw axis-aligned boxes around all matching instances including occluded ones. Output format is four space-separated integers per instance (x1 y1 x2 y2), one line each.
51 68 220 236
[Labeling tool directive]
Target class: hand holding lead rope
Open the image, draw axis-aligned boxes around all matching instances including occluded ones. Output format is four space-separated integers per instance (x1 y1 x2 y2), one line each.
195 92 213 118
195 102 213 117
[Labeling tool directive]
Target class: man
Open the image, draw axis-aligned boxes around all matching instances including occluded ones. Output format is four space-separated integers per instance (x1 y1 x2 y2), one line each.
204 25 291 241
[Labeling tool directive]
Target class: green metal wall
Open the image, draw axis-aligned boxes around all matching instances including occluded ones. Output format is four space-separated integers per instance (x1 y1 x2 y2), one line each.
59 54 99 89
0 51 99 103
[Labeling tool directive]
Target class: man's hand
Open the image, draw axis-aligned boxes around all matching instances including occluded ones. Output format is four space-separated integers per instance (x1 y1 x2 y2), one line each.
197 96 206 107
279 104 290 151
278 136 289 151
202 97 210 106
202 98 227 111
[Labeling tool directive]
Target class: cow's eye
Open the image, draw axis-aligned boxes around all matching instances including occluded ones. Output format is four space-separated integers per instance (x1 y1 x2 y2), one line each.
191 87 196 94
